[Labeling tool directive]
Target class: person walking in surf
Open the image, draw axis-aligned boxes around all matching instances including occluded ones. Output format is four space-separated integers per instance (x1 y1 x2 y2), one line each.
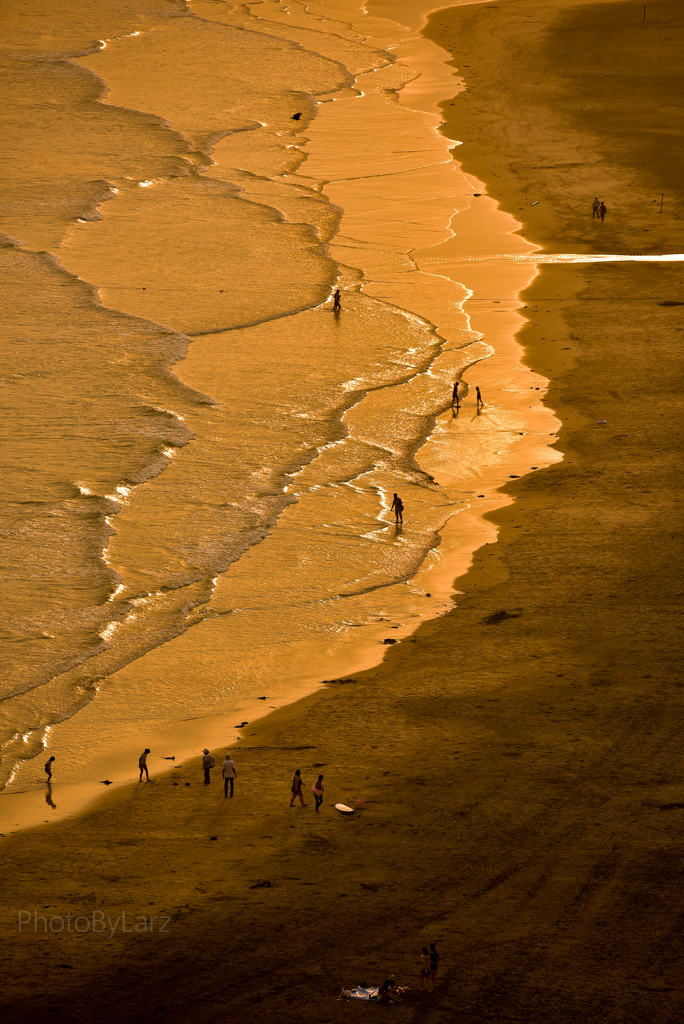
451 380 460 410
391 492 404 525
44 755 55 783
592 196 600 218
476 386 484 409
599 201 607 224
333 289 342 312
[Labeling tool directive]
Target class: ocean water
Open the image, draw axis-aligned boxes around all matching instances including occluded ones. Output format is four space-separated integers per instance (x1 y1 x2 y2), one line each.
0 0 558 826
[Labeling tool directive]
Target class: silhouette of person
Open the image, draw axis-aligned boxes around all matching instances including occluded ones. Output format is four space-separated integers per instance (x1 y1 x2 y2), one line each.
333 289 342 312
44 755 55 783
599 201 607 223
312 774 324 812
390 492 404 524
222 754 237 797
592 196 600 219
290 769 307 807
476 386 484 408
451 380 460 410
202 749 215 785
138 748 150 782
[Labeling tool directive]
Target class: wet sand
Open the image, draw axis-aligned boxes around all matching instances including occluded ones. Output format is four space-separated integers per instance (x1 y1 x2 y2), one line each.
2 0 560 831
4 0 684 1021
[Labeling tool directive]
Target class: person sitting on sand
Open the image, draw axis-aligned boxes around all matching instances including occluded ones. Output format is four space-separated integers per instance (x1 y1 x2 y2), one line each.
139 748 150 782
290 769 307 807
377 979 403 1003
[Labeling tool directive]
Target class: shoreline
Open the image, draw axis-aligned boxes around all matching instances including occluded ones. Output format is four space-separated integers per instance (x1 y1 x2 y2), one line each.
4 1 684 1022
1 0 559 833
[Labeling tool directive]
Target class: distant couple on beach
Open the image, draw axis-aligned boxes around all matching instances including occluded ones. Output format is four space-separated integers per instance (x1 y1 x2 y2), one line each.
451 381 484 411
290 769 325 811
420 943 441 991
202 749 237 797
592 196 607 223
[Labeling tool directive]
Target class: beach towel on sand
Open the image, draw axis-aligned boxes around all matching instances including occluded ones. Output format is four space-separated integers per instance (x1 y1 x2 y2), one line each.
341 985 380 1000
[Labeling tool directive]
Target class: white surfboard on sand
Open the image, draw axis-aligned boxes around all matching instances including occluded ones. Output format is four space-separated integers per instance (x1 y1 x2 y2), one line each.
335 803 354 814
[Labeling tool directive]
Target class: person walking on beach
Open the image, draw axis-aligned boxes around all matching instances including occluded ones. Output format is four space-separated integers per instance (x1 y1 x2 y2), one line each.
420 947 433 992
202 749 215 785
312 774 324 812
592 196 600 219
222 754 237 798
391 492 404 525
429 943 441 989
44 755 55 783
333 288 342 312
476 386 484 409
451 380 460 410
139 748 150 782
290 769 307 807
599 201 607 224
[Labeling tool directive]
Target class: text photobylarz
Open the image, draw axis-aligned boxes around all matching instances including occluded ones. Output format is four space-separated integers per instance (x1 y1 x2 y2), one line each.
17 910 172 936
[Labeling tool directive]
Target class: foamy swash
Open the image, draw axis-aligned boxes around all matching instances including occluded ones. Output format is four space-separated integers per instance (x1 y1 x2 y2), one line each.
1 0 553 810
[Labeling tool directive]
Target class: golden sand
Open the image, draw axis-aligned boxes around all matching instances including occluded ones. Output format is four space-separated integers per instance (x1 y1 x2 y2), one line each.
3 1 683 1020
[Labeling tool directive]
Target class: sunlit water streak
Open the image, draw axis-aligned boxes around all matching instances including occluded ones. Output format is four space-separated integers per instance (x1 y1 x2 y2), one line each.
420 253 684 263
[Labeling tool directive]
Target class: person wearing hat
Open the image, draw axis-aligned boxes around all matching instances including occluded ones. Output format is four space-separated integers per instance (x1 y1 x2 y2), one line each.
202 749 216 785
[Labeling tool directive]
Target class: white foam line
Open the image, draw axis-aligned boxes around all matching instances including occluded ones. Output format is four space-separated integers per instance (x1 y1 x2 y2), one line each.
419 253 684 264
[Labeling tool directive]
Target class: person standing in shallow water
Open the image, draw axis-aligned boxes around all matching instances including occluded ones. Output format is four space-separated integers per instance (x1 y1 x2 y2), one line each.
44 755 55 783
391 492 404 524
290 769 307 807
138 748 150 782
312 774 324 812
599 201 607 223
451 380 460 410
476 386 484 409
333 289 342 312
592 196 600 219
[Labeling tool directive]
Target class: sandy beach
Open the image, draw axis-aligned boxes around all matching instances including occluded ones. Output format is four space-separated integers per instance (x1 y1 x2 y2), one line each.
3 0 684 1021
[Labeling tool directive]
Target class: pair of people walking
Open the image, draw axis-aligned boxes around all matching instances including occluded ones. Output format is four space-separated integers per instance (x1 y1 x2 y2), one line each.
201 749 237 796
451 381 483 410
290 770 325 811
592 196 607 222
